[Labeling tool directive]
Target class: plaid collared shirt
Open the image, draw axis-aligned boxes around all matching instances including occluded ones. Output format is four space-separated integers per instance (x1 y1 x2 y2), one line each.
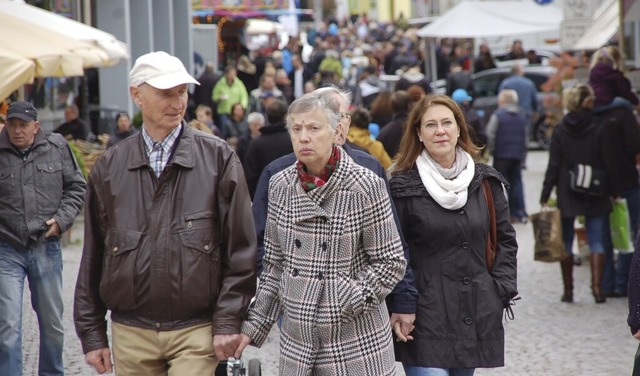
141 124 182 177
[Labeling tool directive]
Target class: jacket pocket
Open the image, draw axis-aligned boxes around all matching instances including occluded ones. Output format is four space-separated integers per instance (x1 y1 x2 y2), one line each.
179 228 219 311
474 273 505 338
335 274 364 323
100 229 144 310
35 161 63 211
183 210 214 229
0 170 14 196
36 161 63 185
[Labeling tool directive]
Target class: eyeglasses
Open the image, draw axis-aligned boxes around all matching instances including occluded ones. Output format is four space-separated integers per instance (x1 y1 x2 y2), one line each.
340 112 351 120
421 120 456 131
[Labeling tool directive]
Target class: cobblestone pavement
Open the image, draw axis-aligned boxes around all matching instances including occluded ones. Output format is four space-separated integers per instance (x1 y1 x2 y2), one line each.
23 150 637 375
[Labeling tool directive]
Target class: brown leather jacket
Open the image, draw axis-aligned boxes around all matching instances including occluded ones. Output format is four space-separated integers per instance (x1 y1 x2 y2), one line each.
74 124 257 354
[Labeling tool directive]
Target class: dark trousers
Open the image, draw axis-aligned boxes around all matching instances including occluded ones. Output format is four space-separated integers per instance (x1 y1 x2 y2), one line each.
634 341 640 376
493 158 526 218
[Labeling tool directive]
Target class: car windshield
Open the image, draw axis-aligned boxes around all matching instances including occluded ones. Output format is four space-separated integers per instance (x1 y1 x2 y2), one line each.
526 73 552 91
472 74 503 97
472 69 552 97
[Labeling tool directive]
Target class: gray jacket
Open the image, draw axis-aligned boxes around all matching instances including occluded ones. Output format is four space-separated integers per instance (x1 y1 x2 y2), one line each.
0 130 86 250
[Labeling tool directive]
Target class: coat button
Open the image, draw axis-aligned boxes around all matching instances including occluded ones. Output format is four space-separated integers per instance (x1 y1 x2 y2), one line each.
292 268 299 276
204 245 210 251
321 242 327 251
365 296 374 304
113 246 118 253
462 241 469 249
459 210 465 215
463 277 471 285
317 272 323 280
187 221 192 229
464 317 473 325
155 322 161 329
295 239 301 248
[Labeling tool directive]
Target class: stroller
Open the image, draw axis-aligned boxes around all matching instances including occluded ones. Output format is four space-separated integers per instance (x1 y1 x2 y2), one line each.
216 358 262 376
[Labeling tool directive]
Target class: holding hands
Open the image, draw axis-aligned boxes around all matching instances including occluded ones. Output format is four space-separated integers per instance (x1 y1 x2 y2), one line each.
390 313 416 342
213 334 246 361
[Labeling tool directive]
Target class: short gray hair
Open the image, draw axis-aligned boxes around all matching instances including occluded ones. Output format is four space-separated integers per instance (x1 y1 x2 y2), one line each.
314 84 352 109
498 89 519 105
286 91 341 132
247 112 265 125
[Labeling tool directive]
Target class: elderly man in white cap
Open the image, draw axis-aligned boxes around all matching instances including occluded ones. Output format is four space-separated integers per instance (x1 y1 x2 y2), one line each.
74 51 257 375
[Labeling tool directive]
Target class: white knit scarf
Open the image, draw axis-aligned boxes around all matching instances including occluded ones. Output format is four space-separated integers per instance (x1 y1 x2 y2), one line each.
415 148 475 210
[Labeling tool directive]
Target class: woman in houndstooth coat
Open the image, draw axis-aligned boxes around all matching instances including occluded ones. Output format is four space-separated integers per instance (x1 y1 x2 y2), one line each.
238 90 406 375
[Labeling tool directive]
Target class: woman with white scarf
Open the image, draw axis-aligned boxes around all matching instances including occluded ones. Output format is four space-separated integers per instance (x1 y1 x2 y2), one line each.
389 94 519 376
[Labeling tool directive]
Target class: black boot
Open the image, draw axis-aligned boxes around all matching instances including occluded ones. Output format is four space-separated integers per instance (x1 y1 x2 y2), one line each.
590 253 606 303
560 256 573 303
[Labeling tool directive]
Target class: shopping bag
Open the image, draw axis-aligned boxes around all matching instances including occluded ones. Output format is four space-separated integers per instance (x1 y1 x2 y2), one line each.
530 209 566 262
610 198 634 253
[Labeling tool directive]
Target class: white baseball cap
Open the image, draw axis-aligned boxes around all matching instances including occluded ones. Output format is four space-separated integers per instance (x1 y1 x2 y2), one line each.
129 51 199 89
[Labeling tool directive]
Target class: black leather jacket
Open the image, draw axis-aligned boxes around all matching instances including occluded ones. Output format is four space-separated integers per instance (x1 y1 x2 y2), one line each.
74 124 257 354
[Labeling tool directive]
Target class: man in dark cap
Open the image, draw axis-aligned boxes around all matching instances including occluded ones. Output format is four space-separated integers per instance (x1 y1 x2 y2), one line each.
0 101 86 375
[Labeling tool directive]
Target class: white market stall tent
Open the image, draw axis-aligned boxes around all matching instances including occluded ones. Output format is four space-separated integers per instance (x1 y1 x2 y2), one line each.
417 1 563 39
416 1 563 80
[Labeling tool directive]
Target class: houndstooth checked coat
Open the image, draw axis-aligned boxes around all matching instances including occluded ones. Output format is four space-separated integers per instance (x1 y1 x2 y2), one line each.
241 148 406 375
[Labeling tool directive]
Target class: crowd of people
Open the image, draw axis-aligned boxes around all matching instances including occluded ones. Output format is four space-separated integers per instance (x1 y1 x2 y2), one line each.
2 14 640 376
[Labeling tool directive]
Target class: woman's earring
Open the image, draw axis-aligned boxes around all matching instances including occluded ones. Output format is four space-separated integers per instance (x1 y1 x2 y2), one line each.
419 138 423 142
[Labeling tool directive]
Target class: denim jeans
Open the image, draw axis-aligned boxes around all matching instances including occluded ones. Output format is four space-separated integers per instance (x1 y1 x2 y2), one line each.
561 215 607 255
217 114 231 138
603 188 640 294
0 238 64 376
404 365 475 376
633 341 640 376
493 158 526 218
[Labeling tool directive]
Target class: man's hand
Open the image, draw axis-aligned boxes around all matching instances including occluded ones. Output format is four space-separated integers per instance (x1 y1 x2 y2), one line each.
213 334 242 361
85 348 113 374
390 313 416 342
634 330 640 341
45 218 61 238
234 334 252 359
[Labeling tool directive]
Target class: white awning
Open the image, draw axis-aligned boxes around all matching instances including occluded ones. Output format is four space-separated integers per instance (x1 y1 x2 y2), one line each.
573 0 619 50
0 50 35 102
0 11 103 77
417 1 563 39
0 0 129 66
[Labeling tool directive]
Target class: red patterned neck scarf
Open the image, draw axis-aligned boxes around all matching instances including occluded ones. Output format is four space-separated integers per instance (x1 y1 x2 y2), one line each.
297 146 341 192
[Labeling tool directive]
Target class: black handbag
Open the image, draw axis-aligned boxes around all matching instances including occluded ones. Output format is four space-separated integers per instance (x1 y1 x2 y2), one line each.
568 164 607 196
